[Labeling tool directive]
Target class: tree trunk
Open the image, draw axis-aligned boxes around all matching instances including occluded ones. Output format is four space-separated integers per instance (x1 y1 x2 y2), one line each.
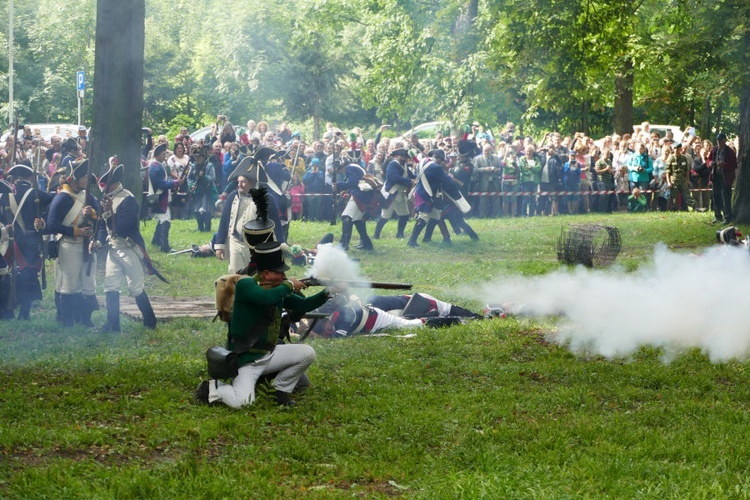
581 100 589 136
700 96 711 139
468 0 479 20
731 73 750 223
613 58 634 136
91 0 145 198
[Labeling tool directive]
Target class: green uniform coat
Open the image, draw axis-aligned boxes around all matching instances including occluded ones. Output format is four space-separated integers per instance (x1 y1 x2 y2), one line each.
228 276 330 366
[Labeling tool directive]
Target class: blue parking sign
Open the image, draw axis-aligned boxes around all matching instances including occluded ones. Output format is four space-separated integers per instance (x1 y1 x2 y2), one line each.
77 71 85 91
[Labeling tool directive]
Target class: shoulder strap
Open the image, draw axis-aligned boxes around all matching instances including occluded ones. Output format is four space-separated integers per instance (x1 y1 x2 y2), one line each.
10 188 34 231
60 188 86 228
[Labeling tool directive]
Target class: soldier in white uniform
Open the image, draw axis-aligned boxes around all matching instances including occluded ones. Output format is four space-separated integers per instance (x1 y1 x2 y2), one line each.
373 148 414 239
215 157 279 274
94 159 157 332
46 159 100 327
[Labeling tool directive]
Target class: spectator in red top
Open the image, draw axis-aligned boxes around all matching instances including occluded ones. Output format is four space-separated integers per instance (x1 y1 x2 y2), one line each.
708 133 737 224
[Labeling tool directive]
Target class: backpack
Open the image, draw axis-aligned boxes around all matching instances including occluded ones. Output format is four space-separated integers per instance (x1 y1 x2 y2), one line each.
214 274 251 323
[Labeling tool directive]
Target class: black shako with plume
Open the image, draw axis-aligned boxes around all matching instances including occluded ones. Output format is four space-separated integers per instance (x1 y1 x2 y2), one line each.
241 186 277 270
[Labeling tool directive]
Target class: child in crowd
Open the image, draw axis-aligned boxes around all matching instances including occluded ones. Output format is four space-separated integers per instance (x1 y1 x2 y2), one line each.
614 165 630 211
289 174 305 221
628 187 648 213
655 172 671 212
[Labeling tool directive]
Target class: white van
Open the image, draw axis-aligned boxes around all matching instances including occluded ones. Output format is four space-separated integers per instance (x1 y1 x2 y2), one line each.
2 123 82 144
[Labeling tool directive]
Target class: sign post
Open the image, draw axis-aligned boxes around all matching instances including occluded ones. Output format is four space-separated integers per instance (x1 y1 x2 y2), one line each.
76 71 85 126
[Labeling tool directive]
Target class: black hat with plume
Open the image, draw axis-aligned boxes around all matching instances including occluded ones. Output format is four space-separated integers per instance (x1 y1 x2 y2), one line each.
243 186 276 247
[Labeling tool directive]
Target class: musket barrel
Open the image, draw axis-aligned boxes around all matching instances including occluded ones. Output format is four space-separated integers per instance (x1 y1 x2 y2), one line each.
300 277 411 290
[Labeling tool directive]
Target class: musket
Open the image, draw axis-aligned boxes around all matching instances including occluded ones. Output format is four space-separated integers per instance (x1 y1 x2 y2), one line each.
84 140 102 277
291 311 330 344
6 118 18 173
32 140 47 289
169 244 200 256
176 160 191 192
190 156 206 194
5 118 19 311
301 277 412 290
282 140 304 197
257 278 412 290
6 227 16 315
330 143 339 226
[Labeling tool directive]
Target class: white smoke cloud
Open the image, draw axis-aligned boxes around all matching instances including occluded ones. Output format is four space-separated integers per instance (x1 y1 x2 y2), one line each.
465 244 750 362
307 243 371 290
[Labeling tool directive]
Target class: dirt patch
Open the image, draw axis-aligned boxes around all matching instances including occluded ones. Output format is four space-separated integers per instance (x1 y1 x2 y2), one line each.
98 296 216 321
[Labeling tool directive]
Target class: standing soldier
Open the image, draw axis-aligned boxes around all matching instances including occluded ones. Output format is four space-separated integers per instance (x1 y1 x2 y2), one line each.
149 143 184 251
187 145 217 233
373 148 414 240
94 159 157 332
452 140 478 213
665 143 693 212
46 159 100 327
7 164 54 319
408 149 475 247
215 159 279 274
335 160 377 251
0 180 14 319
443 141 480 241
264 150 292 243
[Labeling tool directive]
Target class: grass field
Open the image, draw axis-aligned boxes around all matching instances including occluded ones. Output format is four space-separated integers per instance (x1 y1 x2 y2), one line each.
2 212 749 498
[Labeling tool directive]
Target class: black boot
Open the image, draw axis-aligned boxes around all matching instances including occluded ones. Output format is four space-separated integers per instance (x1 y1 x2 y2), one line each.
318 233 334 245
18 300 31 320
0 274 13 320
160 220 174 253
462 222 479 241
135 291 157 329
339 216 353 251
396 216 409 239
204 213 212 233
449 304 483 320
407 218 427 247
422 219 437 242
424 316 464 328
78 294 98 327
151 221 163 246
438 220 452 244
373 218 388 239
101 291 121 332
354 221 374 251
53 291 62 323
59 293 75 327
274 390 297 407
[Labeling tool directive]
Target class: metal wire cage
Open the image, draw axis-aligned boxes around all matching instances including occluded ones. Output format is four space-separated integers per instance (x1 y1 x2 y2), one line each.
556 224 622 268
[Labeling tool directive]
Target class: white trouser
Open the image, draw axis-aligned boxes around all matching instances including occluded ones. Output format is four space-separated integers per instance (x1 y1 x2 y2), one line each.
209 344 316 408
368 307 424 333
342 197 366 221
153 210 171 223
417 207 442 222
104 238 145 295
380 190 410 218
54 237 97 294
416 293 452 316
228 236 251 275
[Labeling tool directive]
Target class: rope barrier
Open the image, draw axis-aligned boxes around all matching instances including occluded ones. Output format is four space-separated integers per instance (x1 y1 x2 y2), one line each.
286 188 714 198
152 188 714 198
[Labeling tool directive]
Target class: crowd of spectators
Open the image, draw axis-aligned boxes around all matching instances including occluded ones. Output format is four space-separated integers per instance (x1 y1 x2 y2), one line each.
3 117 738 223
